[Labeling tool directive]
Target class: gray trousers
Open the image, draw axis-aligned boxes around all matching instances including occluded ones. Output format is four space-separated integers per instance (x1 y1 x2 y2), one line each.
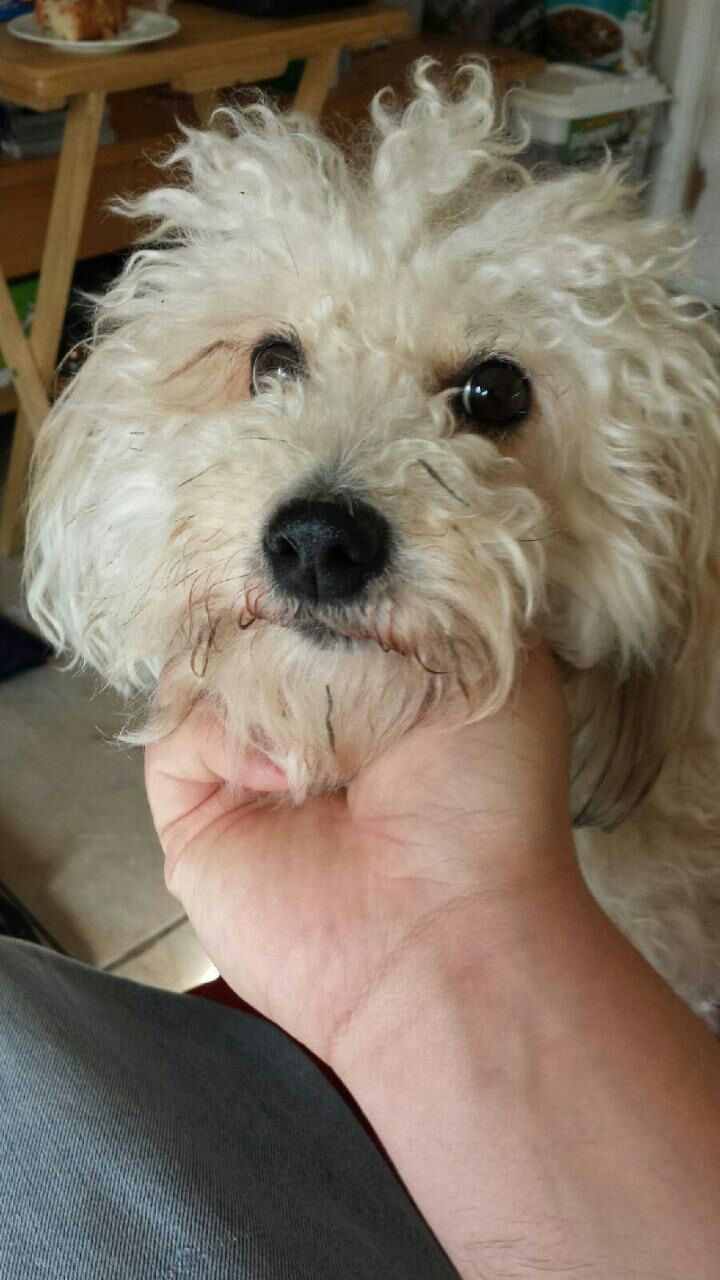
0 938 458 1279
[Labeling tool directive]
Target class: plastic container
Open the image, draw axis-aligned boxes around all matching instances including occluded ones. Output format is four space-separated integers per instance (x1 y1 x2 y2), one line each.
545 2 657 73
512 61 668 177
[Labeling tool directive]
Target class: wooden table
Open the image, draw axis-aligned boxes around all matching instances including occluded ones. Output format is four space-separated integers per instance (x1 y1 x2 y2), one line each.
0 1 409 553
322 34 544 128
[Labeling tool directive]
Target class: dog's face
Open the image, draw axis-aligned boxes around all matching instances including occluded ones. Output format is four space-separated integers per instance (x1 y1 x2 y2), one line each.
26 64 720 815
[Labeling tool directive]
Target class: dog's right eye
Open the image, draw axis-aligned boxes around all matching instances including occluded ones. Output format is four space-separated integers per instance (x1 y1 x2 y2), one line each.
251 339 304 394
454 358 531 434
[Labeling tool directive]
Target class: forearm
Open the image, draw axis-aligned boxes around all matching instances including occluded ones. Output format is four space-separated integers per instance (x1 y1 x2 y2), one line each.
331 856 720 1280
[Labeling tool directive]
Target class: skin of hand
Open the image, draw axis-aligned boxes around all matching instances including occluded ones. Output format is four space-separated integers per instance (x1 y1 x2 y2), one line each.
145 645 575 1062
146 647 720 1280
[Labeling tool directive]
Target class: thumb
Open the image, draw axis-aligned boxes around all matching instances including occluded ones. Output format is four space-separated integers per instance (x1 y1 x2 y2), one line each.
145 699 288 873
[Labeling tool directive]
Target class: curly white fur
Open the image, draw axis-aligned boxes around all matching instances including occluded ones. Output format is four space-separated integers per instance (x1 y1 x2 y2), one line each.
25 61 720 1023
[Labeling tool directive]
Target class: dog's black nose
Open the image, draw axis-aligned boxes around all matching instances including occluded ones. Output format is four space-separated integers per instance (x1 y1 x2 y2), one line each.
264 497 390 604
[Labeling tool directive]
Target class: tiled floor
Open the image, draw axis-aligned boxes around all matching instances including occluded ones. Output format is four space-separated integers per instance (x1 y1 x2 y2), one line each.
0 537 215 991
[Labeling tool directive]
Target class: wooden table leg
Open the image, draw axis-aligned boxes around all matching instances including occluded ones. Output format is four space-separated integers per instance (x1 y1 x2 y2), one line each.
0 91 105 557
193 89 216 127
0 268 50 434
293 48 340 118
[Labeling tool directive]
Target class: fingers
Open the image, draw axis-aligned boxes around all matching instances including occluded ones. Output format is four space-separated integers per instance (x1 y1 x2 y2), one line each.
145 700 230 840
144 696 289 872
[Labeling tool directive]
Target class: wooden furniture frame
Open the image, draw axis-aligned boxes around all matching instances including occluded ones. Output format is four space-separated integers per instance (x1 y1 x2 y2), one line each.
0 1 409 553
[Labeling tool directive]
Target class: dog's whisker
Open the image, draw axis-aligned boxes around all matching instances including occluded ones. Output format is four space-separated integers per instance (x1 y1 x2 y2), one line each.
65 504 98 527
173 567 203 589
118 598 151 628
190 631 211 678
325 684 336 754
178 465 222 489
206 572 253 590
386 604 402 656
197 529 232 547
517 530 563 544
169 517 196 543
229 582 254 613
416 459 470 507
413 649 449 676
455 669 472 706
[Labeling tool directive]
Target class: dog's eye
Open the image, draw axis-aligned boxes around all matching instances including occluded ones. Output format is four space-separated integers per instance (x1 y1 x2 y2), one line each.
456 358 531 433
251 339 304 394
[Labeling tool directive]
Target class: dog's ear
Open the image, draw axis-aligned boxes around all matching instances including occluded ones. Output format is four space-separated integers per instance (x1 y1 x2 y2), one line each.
514 163 720 832
561 269 720 830
564 376 720 833
24 340 173 694
568 661 674 830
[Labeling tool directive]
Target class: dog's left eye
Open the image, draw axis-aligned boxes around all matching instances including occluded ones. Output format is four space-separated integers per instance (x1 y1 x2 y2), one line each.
455 358 531 433
251 339 304 394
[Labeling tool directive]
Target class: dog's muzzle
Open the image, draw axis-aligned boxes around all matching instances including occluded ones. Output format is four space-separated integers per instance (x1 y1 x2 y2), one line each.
263 497 390 605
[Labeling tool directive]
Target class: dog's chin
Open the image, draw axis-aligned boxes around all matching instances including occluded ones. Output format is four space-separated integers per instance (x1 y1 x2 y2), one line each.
291 618 366 650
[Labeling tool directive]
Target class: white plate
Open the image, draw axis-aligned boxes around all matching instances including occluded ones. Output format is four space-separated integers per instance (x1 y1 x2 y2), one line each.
8 8 179 54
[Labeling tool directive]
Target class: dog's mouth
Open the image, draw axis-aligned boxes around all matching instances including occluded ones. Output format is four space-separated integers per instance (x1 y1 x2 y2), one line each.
260 599 399 653
188 581 464 685
233 583 450 675
284 610 452 677
292 619 362 649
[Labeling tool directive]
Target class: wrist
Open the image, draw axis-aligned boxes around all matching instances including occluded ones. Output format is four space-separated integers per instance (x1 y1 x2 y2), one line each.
325 837 720 1280
327 837 585 1080
324 849 607 1279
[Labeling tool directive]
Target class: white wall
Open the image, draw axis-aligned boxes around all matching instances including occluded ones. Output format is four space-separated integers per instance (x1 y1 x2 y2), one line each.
646 0 720 302
648 0 720 220
653 0 694 86
685 49 720 302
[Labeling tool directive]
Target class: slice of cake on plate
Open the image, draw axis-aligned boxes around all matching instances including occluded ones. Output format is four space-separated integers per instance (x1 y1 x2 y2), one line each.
35 0 129 40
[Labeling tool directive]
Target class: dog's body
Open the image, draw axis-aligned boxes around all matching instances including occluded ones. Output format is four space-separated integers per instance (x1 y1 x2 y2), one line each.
25 63 720 1022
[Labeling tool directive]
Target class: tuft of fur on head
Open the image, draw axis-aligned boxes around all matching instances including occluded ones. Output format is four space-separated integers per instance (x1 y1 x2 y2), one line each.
25 59 720 821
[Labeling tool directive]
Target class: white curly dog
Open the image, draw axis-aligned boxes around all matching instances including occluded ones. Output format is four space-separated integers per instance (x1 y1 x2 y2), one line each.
25 62 720 1025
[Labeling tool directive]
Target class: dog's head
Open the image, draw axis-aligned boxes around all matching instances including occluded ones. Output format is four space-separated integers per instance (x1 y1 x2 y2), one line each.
26 61 720 819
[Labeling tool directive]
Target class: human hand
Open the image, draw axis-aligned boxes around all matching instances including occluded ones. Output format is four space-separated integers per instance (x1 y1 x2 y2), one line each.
148 652 720 1280
145 646 575 1064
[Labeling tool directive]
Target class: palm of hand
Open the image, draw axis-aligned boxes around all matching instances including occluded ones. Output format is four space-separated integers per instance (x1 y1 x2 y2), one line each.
146 649 570 1060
